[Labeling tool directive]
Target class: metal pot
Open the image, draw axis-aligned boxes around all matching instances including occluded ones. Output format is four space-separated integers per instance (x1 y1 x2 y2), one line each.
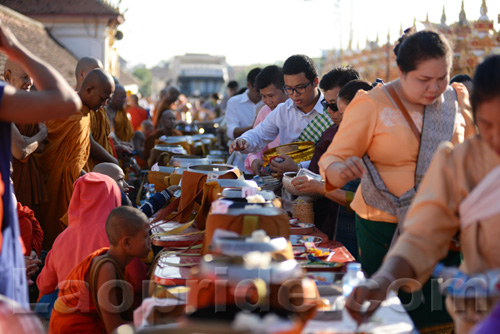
187 164 237 176
153 144 187 155
169 155 210 168
158 135 193 144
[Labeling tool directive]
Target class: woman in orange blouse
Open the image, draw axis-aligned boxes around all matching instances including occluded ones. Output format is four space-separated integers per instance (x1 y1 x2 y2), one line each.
319 29 476 332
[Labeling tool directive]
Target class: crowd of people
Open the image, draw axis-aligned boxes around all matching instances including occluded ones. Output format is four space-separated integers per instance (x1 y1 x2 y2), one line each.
1 17 500 334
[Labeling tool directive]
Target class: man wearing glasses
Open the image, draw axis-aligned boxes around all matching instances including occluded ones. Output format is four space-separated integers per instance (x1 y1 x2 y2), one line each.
230 54 326 175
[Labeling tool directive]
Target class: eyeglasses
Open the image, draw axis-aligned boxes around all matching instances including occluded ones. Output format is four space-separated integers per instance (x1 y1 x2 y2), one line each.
283 80 313 96
321 99 338 112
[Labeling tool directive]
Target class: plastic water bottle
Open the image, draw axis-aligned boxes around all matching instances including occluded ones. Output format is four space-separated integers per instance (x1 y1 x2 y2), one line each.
342 262 365 329
145 183 156 201
343 262 366 297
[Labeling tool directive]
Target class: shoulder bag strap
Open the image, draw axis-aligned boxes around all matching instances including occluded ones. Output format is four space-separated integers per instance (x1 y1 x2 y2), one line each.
90 256 131 320
385 84 421 141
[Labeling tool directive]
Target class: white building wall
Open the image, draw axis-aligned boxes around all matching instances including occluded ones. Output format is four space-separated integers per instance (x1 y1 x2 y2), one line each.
41 20 114 73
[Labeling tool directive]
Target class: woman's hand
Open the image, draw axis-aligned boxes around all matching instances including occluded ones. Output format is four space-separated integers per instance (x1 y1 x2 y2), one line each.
291 175 324 194
346 276 389 325
326 157 366 188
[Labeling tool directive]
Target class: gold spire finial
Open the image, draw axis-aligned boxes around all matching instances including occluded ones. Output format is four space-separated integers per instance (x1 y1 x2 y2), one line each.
441 5 447 25
479 0 489 21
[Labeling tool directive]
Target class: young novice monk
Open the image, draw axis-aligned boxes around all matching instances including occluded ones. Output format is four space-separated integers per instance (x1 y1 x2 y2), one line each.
49 206 151 334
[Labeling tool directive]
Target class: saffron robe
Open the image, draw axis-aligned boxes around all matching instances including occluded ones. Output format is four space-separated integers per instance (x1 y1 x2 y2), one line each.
126 105 148 131
11 123 48 216
38 105 91 250
17 202 43 256
49 248 133 334
86 106 115 172
114 108 134 142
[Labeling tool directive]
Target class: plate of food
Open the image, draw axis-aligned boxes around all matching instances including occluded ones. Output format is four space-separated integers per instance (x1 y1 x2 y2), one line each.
293 246 331 259
290 235 323 246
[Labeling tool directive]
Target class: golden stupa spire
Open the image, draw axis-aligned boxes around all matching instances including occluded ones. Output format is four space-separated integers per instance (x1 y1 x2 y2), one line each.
441 5 447 25
479 0 489 21
459 0 469 26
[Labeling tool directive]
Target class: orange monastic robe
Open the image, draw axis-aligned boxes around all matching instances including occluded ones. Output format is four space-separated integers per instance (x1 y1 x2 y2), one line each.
38 106 91 250
11 123 48 216
49 247 133 334
86 106 115 171
114 108 134 142
17 202 43 256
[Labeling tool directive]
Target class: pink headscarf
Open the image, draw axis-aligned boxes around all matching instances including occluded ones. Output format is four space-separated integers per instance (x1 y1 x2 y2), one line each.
37 172 121 295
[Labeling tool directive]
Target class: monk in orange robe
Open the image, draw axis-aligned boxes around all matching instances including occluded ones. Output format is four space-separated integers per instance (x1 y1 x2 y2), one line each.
5 59 48 216
153 86 180 128
49 206 151 334
144 109 183 162
106 84 134 143
38 68 115 250
86 106 116 171
126 94 148 131
73 57 118 171
17 202 43 280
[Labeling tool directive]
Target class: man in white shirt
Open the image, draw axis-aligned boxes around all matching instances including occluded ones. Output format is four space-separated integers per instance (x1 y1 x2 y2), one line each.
225 67 263 140
230 54 325 176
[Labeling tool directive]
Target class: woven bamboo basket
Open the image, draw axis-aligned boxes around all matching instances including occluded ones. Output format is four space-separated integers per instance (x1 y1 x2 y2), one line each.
292 196 315 224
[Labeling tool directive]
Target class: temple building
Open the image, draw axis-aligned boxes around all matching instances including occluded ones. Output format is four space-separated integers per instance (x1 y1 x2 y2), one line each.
321 0 500 82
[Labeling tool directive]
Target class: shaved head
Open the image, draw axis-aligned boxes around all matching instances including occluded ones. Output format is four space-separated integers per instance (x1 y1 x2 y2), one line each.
106 206 149 246
93 162 128 193
133 130 145 142
75 57 103 91
109 84 127 110
141 119 154 137
160 110 176 130
4 59 33 91
79 68 115 111
93 162 122 179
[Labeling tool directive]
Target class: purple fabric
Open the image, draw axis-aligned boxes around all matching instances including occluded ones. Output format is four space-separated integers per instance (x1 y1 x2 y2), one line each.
472 301 500 334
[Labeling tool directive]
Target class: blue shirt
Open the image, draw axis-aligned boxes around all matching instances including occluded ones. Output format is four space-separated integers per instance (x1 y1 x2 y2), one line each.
0 81 29 308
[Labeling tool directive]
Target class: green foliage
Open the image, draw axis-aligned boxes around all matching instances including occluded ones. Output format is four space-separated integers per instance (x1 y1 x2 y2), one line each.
133 68 152 97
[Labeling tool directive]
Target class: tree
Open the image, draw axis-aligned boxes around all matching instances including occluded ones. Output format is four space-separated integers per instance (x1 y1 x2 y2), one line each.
133 68 152 97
